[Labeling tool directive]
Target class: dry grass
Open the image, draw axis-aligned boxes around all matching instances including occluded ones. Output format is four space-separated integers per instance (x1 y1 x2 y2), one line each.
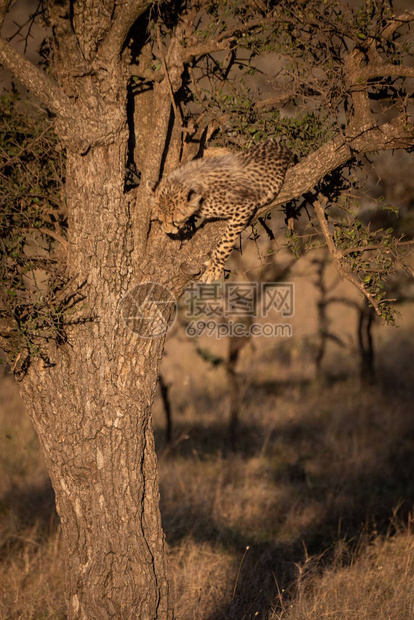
0 375 66 619
271 530 414 620
1 300 414 618
0 526 65 620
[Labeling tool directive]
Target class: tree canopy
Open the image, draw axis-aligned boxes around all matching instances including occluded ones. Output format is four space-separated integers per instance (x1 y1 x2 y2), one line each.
1 2 413 371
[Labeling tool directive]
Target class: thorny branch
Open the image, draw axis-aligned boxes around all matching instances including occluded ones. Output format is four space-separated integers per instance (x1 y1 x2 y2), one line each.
181 16 266 62
341 240 414 257
312 194 395 319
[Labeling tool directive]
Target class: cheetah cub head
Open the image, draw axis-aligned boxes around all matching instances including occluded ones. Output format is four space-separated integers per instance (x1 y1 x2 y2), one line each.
149 180 203 235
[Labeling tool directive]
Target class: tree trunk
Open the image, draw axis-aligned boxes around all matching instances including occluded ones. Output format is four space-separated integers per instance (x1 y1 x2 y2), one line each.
17 141 174 619
19 343 171 619
358 298 376 385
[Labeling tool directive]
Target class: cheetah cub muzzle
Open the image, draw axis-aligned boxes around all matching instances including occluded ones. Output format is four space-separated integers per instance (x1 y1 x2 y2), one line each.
150 139 294 283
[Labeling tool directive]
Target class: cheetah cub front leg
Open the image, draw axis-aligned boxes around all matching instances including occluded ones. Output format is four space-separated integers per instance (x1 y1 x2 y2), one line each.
200 212 251 283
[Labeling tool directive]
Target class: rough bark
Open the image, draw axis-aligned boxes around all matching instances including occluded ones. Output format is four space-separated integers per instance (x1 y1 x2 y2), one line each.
16 137 175 617
19 338 171 619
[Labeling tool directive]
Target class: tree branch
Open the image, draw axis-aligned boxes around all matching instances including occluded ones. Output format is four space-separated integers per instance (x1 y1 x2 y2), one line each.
182 38 233 62
98 0 151 60
260 116 414 215
132 30 186 264
343 10 414 130
0 36 71 116
156 23 183 130
312 194 385 317
0 0 12 26
381 10 414 40
182 16 265 61
359 64 414 81
46 0 89 74
341 240 414 257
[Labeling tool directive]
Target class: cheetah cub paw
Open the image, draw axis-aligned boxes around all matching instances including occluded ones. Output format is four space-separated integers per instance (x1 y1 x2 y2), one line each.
199 260 223 284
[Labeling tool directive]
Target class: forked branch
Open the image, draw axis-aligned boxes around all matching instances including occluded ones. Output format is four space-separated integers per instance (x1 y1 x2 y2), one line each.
98 0 152 60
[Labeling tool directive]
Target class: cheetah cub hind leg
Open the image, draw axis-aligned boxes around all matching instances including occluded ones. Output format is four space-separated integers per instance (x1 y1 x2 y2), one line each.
200 212 251 283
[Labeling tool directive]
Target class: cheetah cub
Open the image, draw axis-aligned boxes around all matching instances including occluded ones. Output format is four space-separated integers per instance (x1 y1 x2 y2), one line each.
150 139 293 283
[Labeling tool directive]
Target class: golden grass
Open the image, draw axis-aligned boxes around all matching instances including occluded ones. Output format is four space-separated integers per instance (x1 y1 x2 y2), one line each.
0 526 66 620
1 314 414 619
271 530 414 620
0 375 66 619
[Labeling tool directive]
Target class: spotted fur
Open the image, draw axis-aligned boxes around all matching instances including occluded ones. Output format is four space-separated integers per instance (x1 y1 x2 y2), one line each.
151 139 294 282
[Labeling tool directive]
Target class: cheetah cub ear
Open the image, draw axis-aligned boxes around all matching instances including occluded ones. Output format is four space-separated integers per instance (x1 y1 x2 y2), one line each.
171 189 203 229
186 189 203 211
